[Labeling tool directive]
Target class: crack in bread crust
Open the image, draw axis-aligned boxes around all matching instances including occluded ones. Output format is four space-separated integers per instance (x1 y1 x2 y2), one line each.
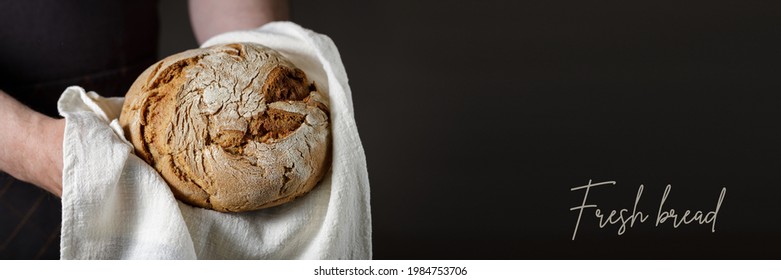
119 43 331 212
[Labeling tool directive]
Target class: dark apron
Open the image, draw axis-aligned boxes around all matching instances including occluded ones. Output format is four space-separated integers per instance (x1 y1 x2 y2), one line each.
0 0 159 259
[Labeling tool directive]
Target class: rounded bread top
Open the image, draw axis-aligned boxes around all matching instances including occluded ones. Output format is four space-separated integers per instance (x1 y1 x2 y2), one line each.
119 43 331 212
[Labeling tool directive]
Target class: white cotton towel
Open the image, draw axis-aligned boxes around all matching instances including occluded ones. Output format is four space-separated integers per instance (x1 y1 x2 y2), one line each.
58 22 372 259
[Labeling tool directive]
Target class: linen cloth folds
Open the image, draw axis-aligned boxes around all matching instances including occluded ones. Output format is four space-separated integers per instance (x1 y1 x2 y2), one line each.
57 22 372 259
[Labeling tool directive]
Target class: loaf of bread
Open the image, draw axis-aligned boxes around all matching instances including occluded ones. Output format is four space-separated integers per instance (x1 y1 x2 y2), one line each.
118 43 331 212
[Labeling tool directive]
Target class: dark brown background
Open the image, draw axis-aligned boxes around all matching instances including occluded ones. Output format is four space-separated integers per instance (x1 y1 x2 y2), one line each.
160 0 781 259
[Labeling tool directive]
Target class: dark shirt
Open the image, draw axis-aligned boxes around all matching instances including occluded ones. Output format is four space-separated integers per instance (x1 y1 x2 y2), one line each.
0 0 159 116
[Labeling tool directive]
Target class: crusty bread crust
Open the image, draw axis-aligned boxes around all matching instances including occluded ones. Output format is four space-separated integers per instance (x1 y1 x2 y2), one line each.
119 43 330 212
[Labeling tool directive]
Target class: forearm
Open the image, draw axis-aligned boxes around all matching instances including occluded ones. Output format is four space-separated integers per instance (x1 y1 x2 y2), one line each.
0 90 64 197
189 0 289 44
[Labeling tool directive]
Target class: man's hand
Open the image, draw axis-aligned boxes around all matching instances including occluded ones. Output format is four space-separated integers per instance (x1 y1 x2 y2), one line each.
189 0 289 44
0 90 64 197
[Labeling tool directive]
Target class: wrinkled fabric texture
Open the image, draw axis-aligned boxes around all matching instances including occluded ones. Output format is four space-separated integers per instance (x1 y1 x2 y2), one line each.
58 22 372 259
